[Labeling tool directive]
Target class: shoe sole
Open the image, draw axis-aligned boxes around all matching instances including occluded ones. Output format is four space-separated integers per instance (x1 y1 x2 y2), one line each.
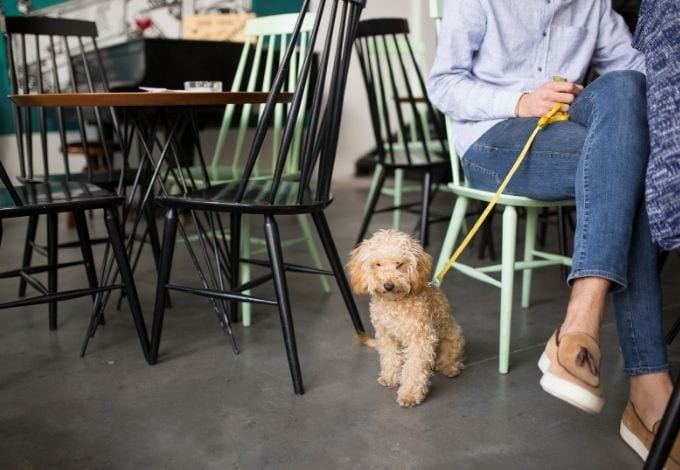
538 353 604 414
538 352 551 374
620 421 650 463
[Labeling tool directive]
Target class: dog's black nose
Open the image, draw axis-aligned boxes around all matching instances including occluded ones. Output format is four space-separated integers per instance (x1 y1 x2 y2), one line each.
384 282 395 291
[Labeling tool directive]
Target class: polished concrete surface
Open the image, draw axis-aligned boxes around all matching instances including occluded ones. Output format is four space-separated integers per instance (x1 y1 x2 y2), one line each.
1 181 678 469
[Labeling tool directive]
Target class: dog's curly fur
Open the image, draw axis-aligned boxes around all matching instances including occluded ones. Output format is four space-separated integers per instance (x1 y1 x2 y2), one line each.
347 229 465 407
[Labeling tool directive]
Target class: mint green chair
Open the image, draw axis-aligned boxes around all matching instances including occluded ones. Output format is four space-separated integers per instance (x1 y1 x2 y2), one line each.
178 13 330 326
429 0 574 374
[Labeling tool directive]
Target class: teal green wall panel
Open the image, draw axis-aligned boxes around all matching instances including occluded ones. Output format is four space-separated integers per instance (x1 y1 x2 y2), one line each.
2 0 66 134
252 0 303 16
1 42 11 135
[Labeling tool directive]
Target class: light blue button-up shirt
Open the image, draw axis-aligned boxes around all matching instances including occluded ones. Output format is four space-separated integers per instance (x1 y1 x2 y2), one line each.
427 0 645 157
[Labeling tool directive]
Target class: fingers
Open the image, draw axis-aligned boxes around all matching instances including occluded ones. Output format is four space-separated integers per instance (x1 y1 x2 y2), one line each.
516 80 584 118
537 81 583 113
544 80 583 93
552 91 578 104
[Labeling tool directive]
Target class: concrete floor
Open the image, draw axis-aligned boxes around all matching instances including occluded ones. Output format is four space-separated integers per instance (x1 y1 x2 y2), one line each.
1 181 678 469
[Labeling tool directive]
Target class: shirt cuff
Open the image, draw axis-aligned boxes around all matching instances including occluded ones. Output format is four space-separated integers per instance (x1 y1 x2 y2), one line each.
492 89 526 119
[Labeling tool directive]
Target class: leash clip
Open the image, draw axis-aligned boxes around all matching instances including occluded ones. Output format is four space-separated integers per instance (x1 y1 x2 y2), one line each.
428 278 441 288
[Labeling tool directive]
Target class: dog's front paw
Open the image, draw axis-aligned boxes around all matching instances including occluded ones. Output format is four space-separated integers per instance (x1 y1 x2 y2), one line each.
437 362 463 378
397 387 426 407
378 375 399 388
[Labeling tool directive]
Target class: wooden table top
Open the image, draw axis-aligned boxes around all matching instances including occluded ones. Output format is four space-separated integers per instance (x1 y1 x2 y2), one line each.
9 91 293 108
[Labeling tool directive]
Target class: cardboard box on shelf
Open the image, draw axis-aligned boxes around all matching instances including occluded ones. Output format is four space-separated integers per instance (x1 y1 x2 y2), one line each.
182 13 255 42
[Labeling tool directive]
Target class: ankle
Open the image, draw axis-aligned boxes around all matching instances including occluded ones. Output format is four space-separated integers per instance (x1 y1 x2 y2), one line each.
629 372 673 430
559 319 600 342
561 277 610 341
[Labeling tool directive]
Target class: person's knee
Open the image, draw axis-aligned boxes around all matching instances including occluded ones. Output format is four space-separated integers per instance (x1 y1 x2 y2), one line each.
606 70 645 98
594 70 646 103
584 71 647 124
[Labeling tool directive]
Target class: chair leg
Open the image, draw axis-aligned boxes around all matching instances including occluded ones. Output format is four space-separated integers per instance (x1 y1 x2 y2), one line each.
435 196 469 275
296 214 331 294
73 210 99 301
419 170 433 247
362 163 384 226
498 205 518 374
538 207 549 248
145 200 172 309
150 208 178 364
229 212 241 324
104 207 150 362
558 206 570 280
392 168 404 229
263 215 304 395
240 214 253 327
312 210 366 334
356 164 388 245
521 207 538 308
47 212 58 331
479 207 497 261
144 196 163 272
18 214 38 297
78 210 106 357
666 319 680 345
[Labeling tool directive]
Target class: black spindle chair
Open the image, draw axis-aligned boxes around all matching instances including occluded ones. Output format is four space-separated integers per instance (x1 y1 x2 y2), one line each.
2 16 144 324
0 132 149 360
148 0 367 395
353 18 450 247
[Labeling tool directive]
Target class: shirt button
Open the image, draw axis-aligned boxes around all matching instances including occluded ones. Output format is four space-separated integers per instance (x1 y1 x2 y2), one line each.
542 31 547 37
538 67 543 71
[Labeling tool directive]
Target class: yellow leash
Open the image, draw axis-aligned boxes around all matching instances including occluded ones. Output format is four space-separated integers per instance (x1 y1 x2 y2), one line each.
433 101 569 286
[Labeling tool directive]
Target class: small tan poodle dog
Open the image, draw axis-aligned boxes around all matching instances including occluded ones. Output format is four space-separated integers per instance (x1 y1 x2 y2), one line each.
347 229 465 407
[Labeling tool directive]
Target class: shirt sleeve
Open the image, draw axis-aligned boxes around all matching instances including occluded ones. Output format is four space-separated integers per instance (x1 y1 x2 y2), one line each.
591 0 646 75
426 0 524 122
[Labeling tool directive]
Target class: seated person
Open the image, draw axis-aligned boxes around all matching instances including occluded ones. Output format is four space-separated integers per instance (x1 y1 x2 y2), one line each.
427 0 676 465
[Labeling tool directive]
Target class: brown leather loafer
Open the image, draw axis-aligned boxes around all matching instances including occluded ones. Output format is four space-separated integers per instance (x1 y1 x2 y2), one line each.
620 400 680 469
538 328 604 414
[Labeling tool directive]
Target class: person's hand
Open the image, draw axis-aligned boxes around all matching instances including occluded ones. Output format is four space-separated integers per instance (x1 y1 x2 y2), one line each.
515 81 584 117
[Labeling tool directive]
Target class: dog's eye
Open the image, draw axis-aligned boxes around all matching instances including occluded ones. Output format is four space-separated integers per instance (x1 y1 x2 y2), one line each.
396 262 404 269
375 262 381 267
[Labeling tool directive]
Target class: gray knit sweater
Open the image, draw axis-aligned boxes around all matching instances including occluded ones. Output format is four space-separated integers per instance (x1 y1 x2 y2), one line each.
633 0 680 250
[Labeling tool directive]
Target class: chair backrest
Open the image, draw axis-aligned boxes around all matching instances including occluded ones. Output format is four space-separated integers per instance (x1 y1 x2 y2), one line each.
1 16 119 183
230 0 366 206
211 13 316 176
428 0 465 185
430 0 444 26
353 18 447 166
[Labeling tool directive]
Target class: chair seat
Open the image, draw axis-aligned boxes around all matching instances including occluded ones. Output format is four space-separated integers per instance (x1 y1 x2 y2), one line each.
449 183 575 207
46 169 137 189
376 148 449 169
157 179 330 215
182 165 238 185
0 181 123 218
176 165 299 190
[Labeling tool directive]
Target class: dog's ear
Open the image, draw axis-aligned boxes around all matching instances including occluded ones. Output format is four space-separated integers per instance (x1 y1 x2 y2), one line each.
347 243 369 295
409 241 433 294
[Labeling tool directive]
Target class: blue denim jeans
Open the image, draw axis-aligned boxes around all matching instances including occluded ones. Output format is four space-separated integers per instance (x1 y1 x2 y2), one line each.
462 71 668 375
